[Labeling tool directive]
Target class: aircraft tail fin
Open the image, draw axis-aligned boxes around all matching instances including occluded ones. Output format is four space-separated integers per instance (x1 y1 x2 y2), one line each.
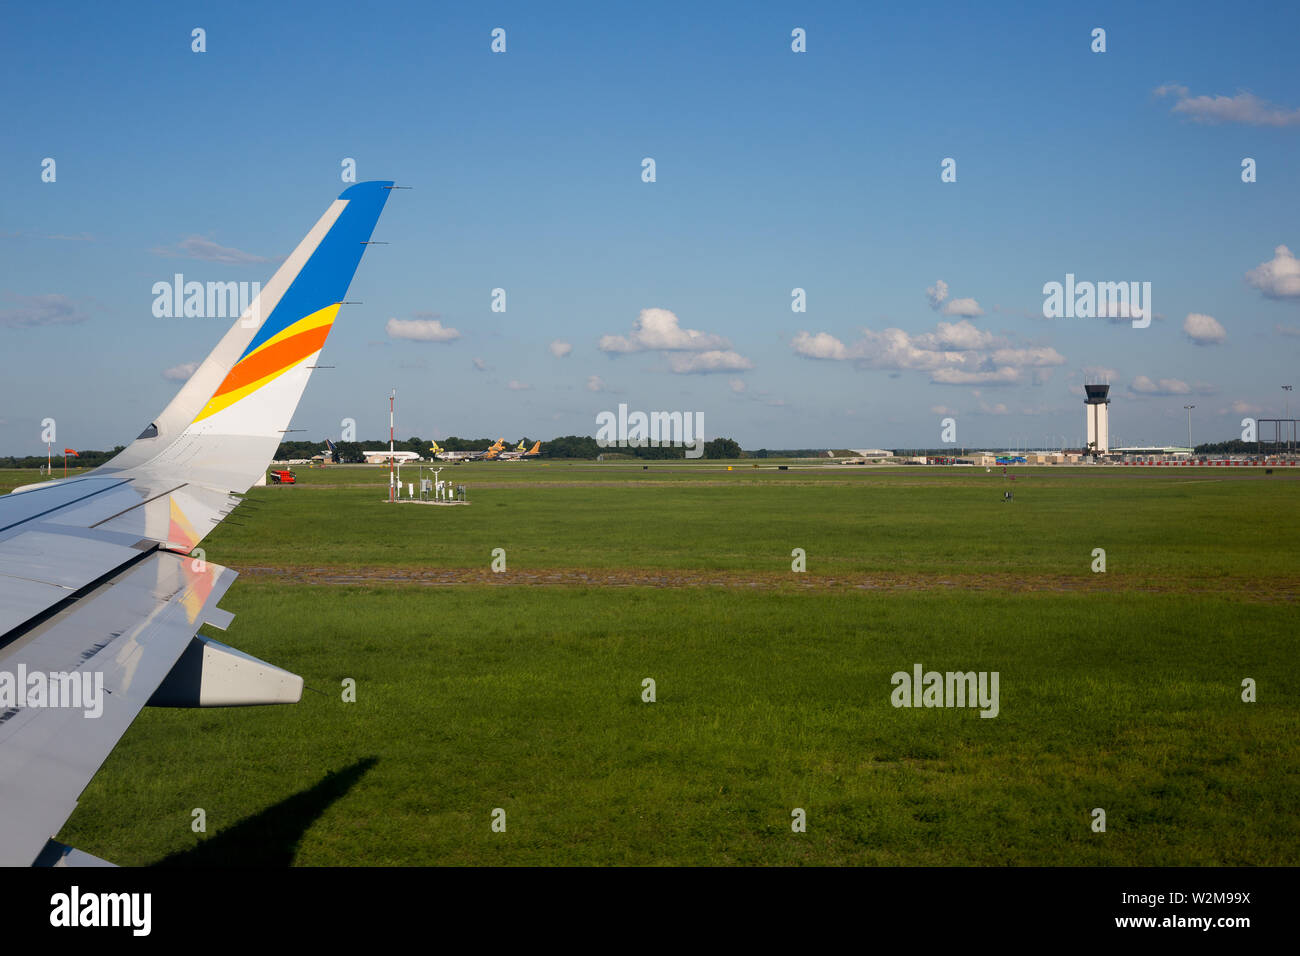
99 181 394 492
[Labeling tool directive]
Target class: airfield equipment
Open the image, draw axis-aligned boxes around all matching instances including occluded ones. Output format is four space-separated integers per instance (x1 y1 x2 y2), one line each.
1256 419 1298 455
399 466 468 504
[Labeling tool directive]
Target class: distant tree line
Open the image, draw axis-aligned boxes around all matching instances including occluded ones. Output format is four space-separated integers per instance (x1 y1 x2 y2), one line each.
271 436 512 463
270 435 751 461
0 446 124 470
1 437 842 469
1194 438 1291 454
750 448 858 458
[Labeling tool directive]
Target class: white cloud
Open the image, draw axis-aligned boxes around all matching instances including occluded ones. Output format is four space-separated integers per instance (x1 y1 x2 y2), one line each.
1246 246 1300 299
930 405 953 415
1132 375 1192 396
1276 323 1300 338
668 350 754 374
549 340 572 358
932 367 1021 385
729 378 747 393
507 380 531 391
162 361 199 382
924 321 996 350
598 307 729 352
473 357 489 371
941 297 984 317
1228 399 1265 415
967 390 1011 415
586 375 608 392
1097 300 1149 323
152 236 275 264
386 317 460 342
925 279 949 309
988 346 1065 367
791 319 1063 386
791 330 851 360
1155 84 1300 127
0 293 89 328
926 279 981 316
1183 312 1226 345
597 308 752 373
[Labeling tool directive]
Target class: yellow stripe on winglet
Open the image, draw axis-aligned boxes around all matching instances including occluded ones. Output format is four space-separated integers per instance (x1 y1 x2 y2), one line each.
244 303 340 359
191 303 339 424
192 357 310 422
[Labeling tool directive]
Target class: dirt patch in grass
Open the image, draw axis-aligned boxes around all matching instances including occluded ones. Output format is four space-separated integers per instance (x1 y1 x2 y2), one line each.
236 564 1299 600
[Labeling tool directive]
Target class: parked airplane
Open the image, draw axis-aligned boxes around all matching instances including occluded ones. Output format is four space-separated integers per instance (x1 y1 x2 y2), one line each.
362 449 422 464
497 440 542 460
0 180 393 865
433 439 505 462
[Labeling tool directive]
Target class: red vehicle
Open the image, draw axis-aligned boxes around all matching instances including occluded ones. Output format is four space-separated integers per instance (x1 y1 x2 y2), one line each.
268 469 296 485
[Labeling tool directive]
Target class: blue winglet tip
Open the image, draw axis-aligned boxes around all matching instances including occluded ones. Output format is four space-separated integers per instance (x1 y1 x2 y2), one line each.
339 180 395 200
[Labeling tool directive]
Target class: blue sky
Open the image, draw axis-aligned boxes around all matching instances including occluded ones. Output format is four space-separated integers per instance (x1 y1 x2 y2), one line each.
3 0 1299 453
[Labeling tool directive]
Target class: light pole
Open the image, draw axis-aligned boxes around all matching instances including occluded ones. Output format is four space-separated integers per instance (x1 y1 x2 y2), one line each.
1284 386 1294 452
389 389 396 503
1184 405 1195 452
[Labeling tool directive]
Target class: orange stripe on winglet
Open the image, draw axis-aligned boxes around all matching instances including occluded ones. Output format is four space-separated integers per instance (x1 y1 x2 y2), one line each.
212 324 332 398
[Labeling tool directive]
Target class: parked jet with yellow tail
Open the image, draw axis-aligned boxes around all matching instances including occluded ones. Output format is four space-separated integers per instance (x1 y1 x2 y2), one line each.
497 440 541 460
430 438 505 462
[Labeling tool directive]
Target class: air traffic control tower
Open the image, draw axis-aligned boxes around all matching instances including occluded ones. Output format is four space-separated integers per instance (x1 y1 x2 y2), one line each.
1084 383 1111 454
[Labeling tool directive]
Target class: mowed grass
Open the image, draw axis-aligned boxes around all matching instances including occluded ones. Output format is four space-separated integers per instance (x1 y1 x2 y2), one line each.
57 585 1296 866
198 465 1300 585
11 463 1294 865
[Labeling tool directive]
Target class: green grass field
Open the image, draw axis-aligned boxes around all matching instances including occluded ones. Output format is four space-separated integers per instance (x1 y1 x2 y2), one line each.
15 463 1295 866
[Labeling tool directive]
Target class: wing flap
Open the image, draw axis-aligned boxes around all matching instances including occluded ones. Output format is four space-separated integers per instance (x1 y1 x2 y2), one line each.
0 551 237 866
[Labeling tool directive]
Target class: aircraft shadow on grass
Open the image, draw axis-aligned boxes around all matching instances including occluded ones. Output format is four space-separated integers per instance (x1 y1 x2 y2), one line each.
152 756 378 867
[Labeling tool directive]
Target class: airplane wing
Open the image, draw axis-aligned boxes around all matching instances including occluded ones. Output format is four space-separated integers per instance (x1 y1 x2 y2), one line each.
0 181 394 866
